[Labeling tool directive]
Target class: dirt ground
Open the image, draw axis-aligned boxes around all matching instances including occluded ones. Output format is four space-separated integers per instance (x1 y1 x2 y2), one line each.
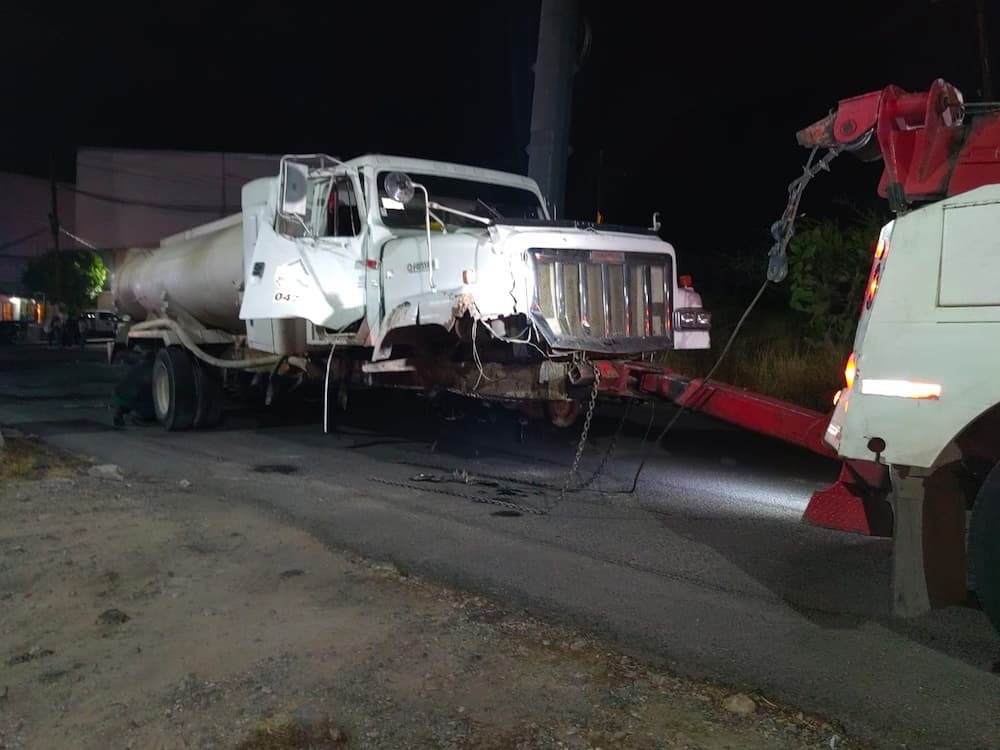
0 431 864 750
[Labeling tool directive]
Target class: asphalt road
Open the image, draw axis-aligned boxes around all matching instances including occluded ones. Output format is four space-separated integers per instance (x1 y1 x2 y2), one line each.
1 346 997 749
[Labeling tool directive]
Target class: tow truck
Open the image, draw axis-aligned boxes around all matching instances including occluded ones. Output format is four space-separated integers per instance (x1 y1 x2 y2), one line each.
594 79 1000 635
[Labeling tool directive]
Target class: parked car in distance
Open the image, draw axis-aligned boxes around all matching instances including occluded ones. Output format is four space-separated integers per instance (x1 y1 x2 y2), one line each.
81 310 119 338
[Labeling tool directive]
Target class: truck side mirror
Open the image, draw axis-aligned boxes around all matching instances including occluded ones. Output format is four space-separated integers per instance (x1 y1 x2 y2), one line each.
281 162 310 216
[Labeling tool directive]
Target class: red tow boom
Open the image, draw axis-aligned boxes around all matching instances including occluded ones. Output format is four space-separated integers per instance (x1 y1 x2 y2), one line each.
591 360 892 536
797 78 1000 211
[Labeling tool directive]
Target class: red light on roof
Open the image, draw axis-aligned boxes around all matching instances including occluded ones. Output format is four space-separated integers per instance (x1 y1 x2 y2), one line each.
679 275 692 288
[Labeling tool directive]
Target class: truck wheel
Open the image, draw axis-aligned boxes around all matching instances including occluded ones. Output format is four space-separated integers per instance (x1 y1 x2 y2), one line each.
152 346 197 431
193 360 224 429
970 461 1000 634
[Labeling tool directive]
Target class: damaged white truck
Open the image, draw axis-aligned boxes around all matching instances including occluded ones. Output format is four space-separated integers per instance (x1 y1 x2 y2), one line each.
113 154 710 430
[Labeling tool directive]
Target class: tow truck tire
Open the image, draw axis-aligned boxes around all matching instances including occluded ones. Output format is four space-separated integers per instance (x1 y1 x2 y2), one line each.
193 360 224 429
152 346 197 431
970 461 1000 634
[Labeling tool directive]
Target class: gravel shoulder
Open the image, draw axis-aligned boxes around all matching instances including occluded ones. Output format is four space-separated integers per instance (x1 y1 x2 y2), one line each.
0 432 865 750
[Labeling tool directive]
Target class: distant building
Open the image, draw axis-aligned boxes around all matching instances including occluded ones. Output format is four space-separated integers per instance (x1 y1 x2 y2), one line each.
0 148 281 319
74 148 281 250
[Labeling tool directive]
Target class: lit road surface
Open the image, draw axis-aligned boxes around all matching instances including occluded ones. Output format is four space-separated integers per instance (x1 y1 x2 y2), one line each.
2 348 997 750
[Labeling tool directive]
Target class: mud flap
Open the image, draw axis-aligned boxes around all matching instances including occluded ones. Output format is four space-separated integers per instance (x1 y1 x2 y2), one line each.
890 453 968 618
803 460 892 536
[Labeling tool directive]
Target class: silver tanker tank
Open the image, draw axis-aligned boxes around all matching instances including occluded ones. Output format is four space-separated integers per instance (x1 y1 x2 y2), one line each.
113 214 245 333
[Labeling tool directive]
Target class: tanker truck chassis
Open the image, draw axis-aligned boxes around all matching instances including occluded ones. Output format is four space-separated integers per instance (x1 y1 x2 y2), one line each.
113 153 712 431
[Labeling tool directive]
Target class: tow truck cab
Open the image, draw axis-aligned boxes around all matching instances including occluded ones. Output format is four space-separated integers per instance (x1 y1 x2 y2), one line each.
825 184 1000 470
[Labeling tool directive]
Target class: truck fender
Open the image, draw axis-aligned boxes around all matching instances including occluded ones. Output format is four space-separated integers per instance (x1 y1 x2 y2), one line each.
371 302 418 361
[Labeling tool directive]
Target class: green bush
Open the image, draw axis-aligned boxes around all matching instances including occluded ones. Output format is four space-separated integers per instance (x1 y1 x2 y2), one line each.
663 310 845 413
22 249 107 314
662 211 886 411
786 211 888 349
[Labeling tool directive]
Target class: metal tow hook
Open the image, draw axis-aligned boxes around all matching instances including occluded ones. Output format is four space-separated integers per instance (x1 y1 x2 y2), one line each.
568 361 595 386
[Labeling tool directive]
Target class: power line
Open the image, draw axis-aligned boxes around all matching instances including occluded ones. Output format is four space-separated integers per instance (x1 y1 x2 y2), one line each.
76 159 227 189
76 157 275 190
0 227 47 253
63 183 242 214
59 227 98 250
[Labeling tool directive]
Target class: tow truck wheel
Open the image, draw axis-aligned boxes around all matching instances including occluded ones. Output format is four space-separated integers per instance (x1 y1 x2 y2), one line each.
547 399 581 428
192 360 224 429
152 346 197 431
970 461 1000 634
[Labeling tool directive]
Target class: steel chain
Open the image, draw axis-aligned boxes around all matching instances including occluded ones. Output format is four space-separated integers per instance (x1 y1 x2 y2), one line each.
367 355 631 516
549 360 601 511
578 396 634 490
767 146 842 282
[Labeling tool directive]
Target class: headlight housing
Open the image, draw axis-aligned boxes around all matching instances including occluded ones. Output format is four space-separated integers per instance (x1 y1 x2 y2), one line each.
674 308 711 330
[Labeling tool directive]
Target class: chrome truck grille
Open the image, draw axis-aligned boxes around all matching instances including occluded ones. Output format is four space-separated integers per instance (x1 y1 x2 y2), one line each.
528 248 674 354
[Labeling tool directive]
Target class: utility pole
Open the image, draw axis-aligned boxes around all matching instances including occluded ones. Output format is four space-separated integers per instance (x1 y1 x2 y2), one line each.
976 0 993 99
527 0 579 218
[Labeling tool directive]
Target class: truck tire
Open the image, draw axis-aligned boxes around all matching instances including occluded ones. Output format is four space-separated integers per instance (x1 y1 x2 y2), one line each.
152 346 197 431
193 360 224 429
970 461 1000 634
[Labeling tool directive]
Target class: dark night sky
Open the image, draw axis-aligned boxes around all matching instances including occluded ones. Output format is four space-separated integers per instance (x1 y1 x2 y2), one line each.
1 0 994 276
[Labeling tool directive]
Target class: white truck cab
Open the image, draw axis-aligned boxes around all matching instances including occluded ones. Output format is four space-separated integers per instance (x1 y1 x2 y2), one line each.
236 153 711 361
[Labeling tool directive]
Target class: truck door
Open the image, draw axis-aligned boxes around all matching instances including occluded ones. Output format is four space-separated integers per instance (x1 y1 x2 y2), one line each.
241 169 368 334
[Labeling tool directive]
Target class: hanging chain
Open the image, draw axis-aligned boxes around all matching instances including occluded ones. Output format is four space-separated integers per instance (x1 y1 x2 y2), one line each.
366 355 629 516
578 396 634 490
548 359 601 511
767 146 842 283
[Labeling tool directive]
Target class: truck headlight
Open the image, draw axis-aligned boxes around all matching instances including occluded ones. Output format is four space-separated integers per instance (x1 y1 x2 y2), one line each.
675 308 711 330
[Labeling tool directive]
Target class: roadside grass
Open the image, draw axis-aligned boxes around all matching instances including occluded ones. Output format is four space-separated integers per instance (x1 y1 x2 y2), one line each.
0 431 83 480
658 308 847 413
236 713 346 749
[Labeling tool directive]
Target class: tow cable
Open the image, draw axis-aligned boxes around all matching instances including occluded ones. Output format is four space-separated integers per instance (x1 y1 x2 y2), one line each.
368 146 841 516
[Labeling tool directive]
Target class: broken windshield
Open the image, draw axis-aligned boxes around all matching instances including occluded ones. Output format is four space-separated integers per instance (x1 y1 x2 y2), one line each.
377 172 545 229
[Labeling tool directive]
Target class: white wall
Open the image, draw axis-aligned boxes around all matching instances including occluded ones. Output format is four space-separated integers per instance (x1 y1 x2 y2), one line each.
74 149 281 249
1 149 281 294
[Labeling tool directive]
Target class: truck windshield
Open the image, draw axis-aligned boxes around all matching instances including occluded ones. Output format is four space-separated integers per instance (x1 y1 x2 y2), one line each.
377 172 545 228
